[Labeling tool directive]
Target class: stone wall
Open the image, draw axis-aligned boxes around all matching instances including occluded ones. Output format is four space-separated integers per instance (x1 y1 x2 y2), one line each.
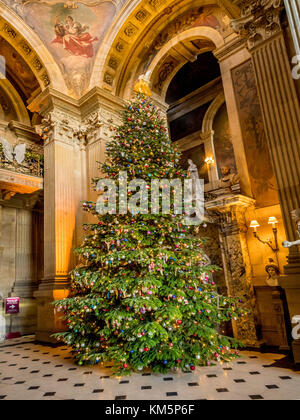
0 194 43 336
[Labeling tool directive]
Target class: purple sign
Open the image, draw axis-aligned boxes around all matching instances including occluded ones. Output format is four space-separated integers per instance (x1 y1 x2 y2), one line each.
5 298 20 314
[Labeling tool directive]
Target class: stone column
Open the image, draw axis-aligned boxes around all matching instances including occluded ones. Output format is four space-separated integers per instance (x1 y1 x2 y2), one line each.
13 209 33 297
284 0 300 55
79 87 124 201
232 0 300 252
11 203 40 336
29 89 82 342
206 194 260 346
232 0 300 362
28 87 123 342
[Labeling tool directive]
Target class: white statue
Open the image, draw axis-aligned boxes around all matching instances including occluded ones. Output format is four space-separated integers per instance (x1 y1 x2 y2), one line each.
186 159 199 203
0 138 26 164
282 209 300 248
185 159 204 223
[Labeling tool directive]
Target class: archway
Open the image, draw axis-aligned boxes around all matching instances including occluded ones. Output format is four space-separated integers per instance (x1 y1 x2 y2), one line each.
91 0 239 98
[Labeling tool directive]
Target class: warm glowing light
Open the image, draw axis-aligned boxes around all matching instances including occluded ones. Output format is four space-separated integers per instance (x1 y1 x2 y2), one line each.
268 216 278 227
205 156 214 166
250 220 260 232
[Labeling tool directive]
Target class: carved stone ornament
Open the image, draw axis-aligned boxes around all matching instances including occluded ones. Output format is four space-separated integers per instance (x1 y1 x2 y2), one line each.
265 259 280 286
35 111 79 145
205 198 259 346
75 112 103 146
231 0 284 49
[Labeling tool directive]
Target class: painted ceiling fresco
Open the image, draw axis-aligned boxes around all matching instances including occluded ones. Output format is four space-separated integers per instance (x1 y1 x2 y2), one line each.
1 0 126 97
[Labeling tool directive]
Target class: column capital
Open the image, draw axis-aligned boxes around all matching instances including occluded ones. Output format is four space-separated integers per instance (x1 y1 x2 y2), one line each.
35 110 81 147
231 0 284 49
28 87 81 147
76 111 105 148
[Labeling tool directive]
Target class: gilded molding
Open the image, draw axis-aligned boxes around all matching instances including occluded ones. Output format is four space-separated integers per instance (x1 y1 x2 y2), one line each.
0 16 50 90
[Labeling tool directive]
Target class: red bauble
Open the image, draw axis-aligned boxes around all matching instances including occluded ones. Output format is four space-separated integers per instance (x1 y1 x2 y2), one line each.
176 320 182 325
123 363 128 368
176 359 181 363
144 347 149 352
190 366 195 371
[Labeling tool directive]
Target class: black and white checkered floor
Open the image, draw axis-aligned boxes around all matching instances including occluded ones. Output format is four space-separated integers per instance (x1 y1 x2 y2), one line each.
0 336 299 400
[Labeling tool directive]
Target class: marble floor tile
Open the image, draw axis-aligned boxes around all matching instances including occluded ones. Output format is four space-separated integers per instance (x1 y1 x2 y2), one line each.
0 337 299 400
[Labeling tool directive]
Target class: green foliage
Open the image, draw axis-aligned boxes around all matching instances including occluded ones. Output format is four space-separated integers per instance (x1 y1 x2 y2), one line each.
53 94 245 375
25 150 44 162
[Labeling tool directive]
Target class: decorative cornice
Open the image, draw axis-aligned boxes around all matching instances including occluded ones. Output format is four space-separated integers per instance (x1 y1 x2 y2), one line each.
7 121 40 143
205 193 256 212
205 193 256 236
79 86 125 118
28 87 80 119
214 35 246 61
231 0 284 49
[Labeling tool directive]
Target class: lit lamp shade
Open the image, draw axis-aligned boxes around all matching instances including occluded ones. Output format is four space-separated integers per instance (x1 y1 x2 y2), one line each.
268 216 278 227
205 156 214 165
250 220 260 231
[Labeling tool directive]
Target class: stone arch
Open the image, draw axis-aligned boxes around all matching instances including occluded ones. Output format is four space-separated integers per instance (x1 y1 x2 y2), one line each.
145 27 224 101
91 0 230 99
202 91 225 134
0 3 67 94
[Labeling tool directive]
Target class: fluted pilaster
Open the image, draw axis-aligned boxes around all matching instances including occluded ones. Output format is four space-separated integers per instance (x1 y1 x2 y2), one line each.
13 209 33 297
284 0 300 55
232 0 300 247
251 35 300 242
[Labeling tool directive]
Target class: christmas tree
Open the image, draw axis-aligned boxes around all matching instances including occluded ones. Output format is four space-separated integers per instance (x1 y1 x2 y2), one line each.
54 94 245 375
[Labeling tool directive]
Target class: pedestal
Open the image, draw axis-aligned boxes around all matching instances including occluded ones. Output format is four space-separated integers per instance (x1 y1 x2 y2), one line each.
206 194 260 347
279 272 300 362
34 282 69 343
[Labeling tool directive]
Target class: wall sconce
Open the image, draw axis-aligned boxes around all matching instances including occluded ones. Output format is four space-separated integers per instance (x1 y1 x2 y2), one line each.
249 217 279 253
205 156 214 166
